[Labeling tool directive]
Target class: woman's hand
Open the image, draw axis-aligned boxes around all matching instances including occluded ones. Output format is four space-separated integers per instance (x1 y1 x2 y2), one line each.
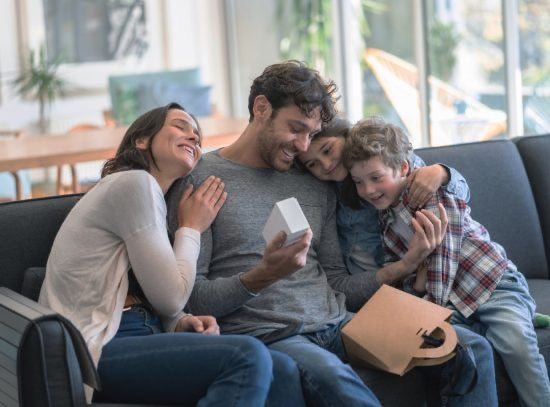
407 165 448 208
178 176 227 232
175 314 220 335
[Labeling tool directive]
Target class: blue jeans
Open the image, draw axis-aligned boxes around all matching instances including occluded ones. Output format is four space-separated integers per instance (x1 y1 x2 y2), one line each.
450 269 550 407
93 306 306 406
443 325 498 407
268 313 381 407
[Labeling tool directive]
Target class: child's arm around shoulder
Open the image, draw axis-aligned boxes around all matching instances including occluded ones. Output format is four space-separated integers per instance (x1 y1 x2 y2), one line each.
407 154 470 208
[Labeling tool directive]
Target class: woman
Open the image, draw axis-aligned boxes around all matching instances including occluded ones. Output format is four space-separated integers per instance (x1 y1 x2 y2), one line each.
39 103 304 406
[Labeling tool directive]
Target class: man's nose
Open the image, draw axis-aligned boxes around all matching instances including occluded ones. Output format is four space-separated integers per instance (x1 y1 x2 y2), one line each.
294 134 310 153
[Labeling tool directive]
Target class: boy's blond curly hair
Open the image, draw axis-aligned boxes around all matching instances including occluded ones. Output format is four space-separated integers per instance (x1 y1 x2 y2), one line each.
342 117 412 172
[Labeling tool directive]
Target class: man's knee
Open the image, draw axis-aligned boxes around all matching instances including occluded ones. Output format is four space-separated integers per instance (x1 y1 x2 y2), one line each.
269 349 300 378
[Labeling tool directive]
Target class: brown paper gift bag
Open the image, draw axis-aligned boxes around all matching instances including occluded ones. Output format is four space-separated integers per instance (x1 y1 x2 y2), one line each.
341 284 457 376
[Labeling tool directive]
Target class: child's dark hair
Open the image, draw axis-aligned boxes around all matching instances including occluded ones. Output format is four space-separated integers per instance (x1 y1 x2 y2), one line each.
295 116 351 172
340 117 412 208
312 116 351 141
248 60 339 125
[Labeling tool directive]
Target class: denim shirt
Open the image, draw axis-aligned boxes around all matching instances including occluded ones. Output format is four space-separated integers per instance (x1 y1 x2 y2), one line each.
336 155 470 274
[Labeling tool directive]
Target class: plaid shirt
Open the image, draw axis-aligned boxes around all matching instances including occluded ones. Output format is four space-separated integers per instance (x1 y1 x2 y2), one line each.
380 184 509 318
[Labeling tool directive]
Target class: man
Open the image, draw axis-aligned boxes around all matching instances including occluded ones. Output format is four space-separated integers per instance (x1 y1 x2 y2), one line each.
166 61 497 406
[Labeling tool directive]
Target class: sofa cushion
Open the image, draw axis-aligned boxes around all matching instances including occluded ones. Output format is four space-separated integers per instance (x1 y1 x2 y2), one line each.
0 195 81 292
528 279 550 365
416 140 548 280
21 267 46 301
514 134 550 276
137 83 212 118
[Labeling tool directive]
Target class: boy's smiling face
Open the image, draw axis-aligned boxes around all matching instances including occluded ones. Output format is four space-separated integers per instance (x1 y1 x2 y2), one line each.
350 156 409 209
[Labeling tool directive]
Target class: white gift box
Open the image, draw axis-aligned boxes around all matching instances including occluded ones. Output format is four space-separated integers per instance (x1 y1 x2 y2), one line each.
262 197 310 247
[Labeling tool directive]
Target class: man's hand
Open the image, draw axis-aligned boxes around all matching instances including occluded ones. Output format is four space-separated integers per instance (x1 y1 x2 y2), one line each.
413 263 428 295
240 229 313 293
403 203 448 269
175 314 220 335
407 164 448 208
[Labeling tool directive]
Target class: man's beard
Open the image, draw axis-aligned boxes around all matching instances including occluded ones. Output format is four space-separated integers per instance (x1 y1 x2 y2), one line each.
257 119 295 172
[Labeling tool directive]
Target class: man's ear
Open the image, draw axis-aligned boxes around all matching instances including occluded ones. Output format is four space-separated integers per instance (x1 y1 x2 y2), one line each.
252 95 272 122
400 160 410 177
136 137 148 150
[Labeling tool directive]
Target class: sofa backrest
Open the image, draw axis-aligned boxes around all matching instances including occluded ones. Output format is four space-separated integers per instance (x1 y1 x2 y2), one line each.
0 194 81 292
514 134 550 266
416 139 549 279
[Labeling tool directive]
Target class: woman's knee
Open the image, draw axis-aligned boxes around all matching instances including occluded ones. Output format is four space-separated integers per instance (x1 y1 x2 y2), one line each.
222 335 273 378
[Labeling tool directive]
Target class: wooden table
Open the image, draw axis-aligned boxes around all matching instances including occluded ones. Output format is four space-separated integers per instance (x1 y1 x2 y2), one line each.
0 116 247 200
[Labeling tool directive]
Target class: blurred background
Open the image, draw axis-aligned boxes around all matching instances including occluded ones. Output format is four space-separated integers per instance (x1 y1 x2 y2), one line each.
0 0 549 200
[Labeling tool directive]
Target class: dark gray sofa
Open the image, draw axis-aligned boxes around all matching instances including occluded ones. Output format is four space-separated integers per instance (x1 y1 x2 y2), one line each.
1 134 549 406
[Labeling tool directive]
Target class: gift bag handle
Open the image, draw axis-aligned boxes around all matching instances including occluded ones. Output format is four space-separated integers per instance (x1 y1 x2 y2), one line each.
413 321 457 360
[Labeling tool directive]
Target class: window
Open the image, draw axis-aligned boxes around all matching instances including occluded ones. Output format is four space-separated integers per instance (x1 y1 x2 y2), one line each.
43 0 148 64
362 1 419 143
520 0 550 135
226 0 336 117
426 0 507 146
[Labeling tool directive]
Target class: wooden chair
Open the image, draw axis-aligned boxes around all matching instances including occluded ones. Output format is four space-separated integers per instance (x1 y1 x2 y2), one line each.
56 124 102 195
0 130 28 201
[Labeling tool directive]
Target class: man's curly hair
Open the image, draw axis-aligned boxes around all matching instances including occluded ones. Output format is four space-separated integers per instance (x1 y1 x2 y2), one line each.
248 60 339 124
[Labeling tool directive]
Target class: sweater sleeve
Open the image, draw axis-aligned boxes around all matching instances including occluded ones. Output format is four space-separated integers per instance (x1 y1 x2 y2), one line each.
125 226 200 317
107 172 201 327
323 188 382 311
186 226 256 317
410 153 470 202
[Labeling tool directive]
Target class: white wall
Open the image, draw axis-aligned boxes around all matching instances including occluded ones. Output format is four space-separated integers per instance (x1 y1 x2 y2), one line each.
0 0 233 133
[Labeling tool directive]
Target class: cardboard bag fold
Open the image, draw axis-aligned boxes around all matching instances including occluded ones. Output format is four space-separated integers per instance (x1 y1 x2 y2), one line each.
342 284 458 376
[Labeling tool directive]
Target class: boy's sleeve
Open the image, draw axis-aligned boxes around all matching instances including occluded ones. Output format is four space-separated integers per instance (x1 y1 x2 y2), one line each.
410 153 471 202
422 190 466 306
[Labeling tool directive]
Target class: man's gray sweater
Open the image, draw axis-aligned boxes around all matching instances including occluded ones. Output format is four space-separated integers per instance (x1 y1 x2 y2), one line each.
166 150 379 336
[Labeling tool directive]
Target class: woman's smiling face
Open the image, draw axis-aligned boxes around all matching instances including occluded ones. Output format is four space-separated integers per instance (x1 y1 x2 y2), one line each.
298 135 348 182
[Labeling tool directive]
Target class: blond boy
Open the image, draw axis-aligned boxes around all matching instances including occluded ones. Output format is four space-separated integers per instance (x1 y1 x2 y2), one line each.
342 117 550 407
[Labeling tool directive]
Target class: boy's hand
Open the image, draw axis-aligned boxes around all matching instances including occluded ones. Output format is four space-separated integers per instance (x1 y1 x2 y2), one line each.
407 165 448 208
404 204 448 268
175 314 220 335
240 229 313 293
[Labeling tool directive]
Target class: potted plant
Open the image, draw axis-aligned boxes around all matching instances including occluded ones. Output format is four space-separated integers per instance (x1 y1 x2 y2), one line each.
11 45 67 133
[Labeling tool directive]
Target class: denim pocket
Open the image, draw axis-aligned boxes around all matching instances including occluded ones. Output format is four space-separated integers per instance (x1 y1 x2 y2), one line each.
116 306 162 338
